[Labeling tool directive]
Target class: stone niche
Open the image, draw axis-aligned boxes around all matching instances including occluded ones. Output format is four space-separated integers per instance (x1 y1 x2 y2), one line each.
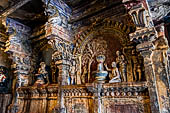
73 20 145 84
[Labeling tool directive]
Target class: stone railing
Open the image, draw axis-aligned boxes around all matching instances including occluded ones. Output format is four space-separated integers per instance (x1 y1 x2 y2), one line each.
17 82 150 113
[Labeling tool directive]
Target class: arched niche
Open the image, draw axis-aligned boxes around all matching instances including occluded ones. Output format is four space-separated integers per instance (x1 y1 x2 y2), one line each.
33 42 59 84
72 20 145 84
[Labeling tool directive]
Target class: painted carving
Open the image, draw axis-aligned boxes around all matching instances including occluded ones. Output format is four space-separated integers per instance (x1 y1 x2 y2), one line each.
80 38 107 83
51 61 58 83
34 62 49 85
105 62 121 83
131 49 143 81
69 60 76 85
116 51 127 82
94 55 108 83
129 4 153 28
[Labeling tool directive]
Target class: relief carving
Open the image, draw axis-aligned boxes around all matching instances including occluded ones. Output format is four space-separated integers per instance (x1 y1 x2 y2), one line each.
34 62 49 85
105 62 121 83
116 51 127 82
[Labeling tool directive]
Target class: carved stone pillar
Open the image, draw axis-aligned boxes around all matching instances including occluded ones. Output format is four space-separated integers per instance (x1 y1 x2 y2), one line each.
151 24 170 113
131 18 170 113
2 18 32 113
4 18 32 88
127 1 164 112
138 46 160 113
87 83 103 113
42 0 72 112
49 39 72 113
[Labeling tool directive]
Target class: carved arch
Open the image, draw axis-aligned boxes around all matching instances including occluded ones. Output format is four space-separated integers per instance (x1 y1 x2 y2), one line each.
73 19 135 55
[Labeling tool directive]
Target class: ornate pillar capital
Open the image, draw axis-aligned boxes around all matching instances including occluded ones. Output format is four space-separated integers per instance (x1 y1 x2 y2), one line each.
42 0 73 42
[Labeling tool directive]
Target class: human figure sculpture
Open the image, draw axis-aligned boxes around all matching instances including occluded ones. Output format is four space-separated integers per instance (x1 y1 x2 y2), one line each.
116 51 127 82
131 49 138 81
69 61 76 85
34 62 49 85
105 62 121 83
81 66 87 84
137 53 143 81
132 50 143 81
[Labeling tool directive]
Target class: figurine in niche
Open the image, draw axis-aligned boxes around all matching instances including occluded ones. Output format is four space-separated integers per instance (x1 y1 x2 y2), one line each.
34 62 49 85
51 61 58 83
116 51 127 82
137 53 144 81
69 61 76 85
81 66 88 84
105 62 121 83
132 50 143 81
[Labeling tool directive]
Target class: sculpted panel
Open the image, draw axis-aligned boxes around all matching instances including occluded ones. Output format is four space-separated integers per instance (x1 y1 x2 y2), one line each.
73 35 145 84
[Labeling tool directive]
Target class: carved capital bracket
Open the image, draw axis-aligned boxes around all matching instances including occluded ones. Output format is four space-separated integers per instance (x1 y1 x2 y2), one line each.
42 0 73 42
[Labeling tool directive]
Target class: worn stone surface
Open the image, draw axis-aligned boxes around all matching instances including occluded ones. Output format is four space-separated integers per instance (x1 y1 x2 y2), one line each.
0 0 169 113
0 94 12 113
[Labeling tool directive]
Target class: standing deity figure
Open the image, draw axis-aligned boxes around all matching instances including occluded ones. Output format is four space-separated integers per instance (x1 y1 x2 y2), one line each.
81 66 88 84
34 62 49 85
69 61 76 85
132 50 143 81
116 51 127 82
105 62 121 83
51 61 57 83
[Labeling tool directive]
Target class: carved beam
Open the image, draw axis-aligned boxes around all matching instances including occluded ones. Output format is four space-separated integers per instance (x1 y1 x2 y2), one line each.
0 0 31 18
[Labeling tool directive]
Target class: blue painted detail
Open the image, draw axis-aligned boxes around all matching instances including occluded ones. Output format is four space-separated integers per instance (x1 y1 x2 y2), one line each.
96 72 108 77
44 0 72 18
68 76 71 85
6 18 31 33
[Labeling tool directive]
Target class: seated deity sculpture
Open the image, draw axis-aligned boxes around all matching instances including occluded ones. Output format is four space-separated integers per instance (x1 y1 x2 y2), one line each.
34 62 49 85
105 62 121 83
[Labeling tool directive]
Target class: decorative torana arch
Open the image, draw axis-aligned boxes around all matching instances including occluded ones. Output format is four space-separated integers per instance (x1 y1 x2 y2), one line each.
73 19 136 55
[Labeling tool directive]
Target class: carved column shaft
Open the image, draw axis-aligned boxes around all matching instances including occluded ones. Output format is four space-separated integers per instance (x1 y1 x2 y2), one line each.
151 24 170 113
140 49 160 112
127 0 168 112
42 0 72 112
4 18 32 87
